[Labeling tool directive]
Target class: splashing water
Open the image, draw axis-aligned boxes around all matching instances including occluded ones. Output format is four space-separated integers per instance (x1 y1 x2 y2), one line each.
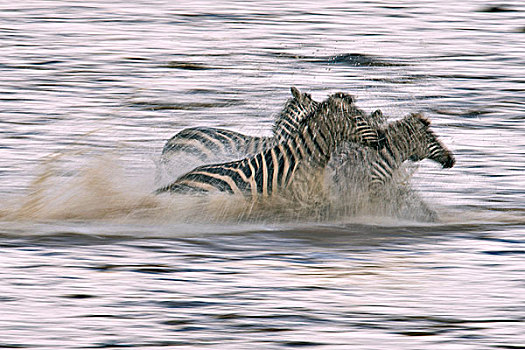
0 145 460 226
1 151 157 221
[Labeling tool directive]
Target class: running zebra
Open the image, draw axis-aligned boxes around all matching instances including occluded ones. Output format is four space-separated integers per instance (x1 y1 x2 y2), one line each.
157 87 318 173
156 93 383 197
331 111 455 192
328 112 455 222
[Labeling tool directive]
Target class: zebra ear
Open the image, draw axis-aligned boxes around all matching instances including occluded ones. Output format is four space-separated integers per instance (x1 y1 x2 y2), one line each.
371 109 387 126
318 101 329 114
341 92 355 104
412 113 431 126
290 87 301 100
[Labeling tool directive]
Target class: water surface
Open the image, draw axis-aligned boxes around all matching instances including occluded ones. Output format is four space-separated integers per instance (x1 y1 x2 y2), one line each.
0 1 524 349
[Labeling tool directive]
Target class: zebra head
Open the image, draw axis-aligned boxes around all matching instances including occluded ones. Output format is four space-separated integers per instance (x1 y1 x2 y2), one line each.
400 113 455 168
273 87 319 141
324 92 385 150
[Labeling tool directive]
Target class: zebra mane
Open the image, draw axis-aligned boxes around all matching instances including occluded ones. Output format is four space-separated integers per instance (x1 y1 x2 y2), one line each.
290 93 356 134
386 114 426 138
294 92 363 129
384 112 455 168
381 112 439 157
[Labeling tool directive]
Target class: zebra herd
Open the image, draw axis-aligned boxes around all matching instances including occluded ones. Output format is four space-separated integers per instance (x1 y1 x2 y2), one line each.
154 87 455 220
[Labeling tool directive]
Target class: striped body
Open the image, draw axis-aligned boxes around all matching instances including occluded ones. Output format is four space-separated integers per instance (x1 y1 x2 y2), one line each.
161 127 274 163
156 93 382 197
159 87 319 166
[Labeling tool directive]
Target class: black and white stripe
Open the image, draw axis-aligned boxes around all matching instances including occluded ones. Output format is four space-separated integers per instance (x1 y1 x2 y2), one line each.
160 126 274 163
159 87 319 165
331 112 455 191
156 93 383 197
272 87 320 142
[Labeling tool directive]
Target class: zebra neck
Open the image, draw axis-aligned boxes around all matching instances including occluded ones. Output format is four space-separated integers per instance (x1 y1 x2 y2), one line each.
295 115 336 168
274 100 318 142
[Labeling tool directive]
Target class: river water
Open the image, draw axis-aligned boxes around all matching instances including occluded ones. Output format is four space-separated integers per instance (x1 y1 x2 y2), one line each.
1 1 524 349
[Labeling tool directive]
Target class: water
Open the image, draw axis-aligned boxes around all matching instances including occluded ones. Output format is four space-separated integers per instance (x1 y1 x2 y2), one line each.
1 1 524 348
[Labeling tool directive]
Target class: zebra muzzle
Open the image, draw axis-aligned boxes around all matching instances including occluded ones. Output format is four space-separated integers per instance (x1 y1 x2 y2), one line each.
442 154 456 168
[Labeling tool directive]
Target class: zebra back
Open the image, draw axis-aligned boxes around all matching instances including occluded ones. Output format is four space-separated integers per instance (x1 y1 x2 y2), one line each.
160 87 318 165
157 88 321 184
161 127 272 162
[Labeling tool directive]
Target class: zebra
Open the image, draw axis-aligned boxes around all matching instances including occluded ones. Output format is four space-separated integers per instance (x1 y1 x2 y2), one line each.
331 111 454 191
328 112 455 221
156 93 383 197
156 87 319 182
158 87 453 191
